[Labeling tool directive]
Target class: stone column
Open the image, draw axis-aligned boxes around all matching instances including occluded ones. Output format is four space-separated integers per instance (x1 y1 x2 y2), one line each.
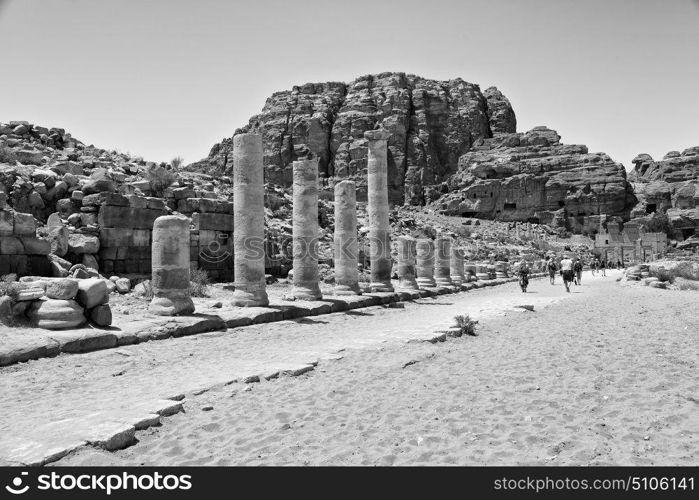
434 235 453 287
364 129 394 292
231 133 269 307
450 247 465 286
415 238 436 288
396 236 419 290
290 158 322 300
333 180 361 295
149 215 195 316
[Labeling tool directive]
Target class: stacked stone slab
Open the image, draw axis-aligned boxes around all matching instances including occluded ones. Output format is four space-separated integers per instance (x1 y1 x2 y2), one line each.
450 247 465 286
290 158 322 300
494 261 509 278
434 235 453 287
6 276 112 329
177 197 234 282
0 208 51 277
416 238 436 288
149 215 195 316
97 193 166 275
396 236 419 290
475 264 490 281
333 180 361 295
365 129 394 292
231 133 269 307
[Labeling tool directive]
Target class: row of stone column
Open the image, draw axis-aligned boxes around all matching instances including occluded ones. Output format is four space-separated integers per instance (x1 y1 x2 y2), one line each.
148 129 504 315
397 235 468 290
149 130 395 313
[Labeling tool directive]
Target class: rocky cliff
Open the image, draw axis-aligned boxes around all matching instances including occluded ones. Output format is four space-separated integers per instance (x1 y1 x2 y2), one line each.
192 72 516 205
429 126 637 233
628 148 699 238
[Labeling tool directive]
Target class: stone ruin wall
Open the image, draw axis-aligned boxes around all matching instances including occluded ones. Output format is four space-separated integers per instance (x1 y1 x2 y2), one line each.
0 203 51 277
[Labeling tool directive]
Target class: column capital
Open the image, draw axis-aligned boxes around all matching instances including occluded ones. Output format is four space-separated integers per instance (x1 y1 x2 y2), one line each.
364 129 391 142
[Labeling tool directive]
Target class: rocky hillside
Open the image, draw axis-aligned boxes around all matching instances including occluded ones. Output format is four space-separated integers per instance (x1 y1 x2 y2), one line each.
628 148 699 239
191 72 516 205
192 71 642 233
430 126 637 233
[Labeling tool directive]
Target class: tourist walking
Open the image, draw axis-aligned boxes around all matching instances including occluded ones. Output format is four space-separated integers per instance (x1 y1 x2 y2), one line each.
547 258 557 285
600 259 606 277
516 260 530 292
573 257 583 285
560 255 574 293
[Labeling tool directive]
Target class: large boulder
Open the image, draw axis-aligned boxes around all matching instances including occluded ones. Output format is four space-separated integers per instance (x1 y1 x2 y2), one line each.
75 278 109 309
26 298 86 329
46 213 69 257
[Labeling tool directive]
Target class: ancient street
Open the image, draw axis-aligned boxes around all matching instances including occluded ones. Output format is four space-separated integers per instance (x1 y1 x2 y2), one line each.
2 271 696 466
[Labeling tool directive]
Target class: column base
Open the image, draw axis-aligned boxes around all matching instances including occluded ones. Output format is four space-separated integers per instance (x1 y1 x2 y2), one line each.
231 289 269 307
369 281 394 292
416 277 437 288
149 296 195 316
398 279 420 290
289 285 323 301
435 278 453 287
451 276 464 287
333 283 362 296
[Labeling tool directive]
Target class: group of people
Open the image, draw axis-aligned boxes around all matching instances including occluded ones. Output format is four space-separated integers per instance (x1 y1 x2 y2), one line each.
514 254 620 294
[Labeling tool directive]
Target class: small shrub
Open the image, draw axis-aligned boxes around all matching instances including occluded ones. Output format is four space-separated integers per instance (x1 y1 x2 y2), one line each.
453 314 478 336
170 156 184 169
189 269 210 298
145 164 177 197
0 274 18 296
642 212 673 238
5 282 24 301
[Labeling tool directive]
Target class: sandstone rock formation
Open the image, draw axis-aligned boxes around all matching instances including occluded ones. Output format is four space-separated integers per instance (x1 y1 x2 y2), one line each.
431 127 637 233
194 72 516 205
628 147 699 239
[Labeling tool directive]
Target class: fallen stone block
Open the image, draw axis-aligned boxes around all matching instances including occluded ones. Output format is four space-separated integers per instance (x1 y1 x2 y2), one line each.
7 283 44 301
89 304 112 327
45 278 79 300
68 233 100 254
75 278 108 309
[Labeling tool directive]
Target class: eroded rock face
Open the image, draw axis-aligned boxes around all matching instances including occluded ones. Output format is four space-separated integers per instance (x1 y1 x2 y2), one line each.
195 72 514 205
432 127 636 228
628 147 699 238
628 147 699 213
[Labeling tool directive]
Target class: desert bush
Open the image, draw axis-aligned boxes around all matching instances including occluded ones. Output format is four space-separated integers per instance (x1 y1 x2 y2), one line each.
642 212 673 237
453 314 478 336
189 269 211 298
145 164 177 197
0 274 18 296
170 156 184 169
0 146 17 164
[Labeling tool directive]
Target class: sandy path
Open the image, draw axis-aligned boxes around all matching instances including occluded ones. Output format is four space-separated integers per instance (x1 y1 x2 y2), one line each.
1 274 571 464
52 270 699 466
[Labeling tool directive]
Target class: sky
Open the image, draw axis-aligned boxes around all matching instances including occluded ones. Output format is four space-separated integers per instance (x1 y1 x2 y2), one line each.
1 0 698 170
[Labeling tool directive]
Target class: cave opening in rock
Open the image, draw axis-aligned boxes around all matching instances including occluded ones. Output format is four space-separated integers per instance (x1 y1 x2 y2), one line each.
504 203 516 211
461 211 477 218
682 228 695 239
558 201 565 208
646 203 657 214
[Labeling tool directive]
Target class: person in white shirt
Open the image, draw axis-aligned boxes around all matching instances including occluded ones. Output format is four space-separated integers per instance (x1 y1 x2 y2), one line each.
560 255 574 293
